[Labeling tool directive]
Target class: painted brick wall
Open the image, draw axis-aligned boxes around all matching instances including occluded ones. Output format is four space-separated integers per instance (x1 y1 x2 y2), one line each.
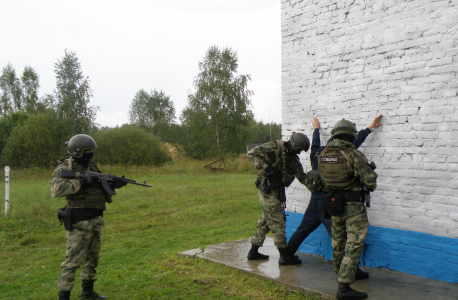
281 0 458 239
286 212 458 283
363 225 458 283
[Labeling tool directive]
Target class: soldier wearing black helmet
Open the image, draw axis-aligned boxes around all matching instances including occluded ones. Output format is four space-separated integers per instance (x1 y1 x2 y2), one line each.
246 132 311 265
51 134 127 300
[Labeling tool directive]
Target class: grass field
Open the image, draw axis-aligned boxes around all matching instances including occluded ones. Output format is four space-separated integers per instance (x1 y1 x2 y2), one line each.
0 157 324 300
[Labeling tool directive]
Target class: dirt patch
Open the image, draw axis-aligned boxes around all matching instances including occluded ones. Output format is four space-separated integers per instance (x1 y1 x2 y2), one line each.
161 143 185 159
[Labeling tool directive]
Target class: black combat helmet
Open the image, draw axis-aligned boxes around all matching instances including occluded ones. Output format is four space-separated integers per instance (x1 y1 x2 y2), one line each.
66 134 97 158
290 132 310 152
330 119 357 140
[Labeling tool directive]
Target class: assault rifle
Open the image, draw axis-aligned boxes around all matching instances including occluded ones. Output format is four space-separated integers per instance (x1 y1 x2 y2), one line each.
58 169 152 196
362 161 377 207
264 167 287 219
264 151 287 219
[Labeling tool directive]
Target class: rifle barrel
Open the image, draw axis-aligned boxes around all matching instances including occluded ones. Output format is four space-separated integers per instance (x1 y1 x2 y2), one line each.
129 182 152 187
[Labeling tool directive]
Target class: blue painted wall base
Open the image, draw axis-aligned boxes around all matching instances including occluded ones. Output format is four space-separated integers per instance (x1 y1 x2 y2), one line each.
286 211 458 284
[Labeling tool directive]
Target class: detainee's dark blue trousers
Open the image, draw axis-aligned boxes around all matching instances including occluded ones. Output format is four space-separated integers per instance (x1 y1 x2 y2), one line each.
288 193 332 255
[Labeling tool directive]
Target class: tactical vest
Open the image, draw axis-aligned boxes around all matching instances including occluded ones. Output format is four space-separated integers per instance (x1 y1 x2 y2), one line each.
318 146 359 191
265 141 296 188
63 157 108 210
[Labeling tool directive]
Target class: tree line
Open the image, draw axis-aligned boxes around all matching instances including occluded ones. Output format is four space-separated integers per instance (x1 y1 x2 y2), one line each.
0 46 281 168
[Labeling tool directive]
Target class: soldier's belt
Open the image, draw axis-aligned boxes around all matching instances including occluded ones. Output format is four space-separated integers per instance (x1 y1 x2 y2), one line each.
344 191 364 202
70 208 103 224
58 207 103 231
322 190 363 203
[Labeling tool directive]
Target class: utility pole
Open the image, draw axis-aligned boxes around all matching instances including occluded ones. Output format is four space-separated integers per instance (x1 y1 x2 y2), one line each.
5 166 10 217
269 110 272 141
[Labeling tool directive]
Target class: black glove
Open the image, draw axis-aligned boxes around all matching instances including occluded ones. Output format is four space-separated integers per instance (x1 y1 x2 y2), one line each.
264 166 275 177
78 176 93 187
110 177 128 189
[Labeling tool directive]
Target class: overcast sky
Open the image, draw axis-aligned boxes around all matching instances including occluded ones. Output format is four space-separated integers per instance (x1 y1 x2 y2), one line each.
1 0 281 127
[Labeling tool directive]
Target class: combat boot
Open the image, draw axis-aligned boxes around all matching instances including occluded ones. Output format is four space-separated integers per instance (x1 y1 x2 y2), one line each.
278 248 301 265
247 244 269 260
355 267 369 280
336 282 367 300
81 280 108 299
58 290 70 300
288 249 299 260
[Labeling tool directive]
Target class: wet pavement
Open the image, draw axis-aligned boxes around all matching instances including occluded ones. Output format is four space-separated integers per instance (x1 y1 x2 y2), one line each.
178 237 458 299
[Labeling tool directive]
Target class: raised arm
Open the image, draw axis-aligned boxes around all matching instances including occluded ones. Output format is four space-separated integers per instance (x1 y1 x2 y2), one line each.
310 117 321 168
368 114 383 131
353 114 383 149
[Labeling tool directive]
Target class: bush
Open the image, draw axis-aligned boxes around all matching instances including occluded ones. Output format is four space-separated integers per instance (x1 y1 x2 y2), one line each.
1 112 65 168
0 111 30 154
93 125 172 166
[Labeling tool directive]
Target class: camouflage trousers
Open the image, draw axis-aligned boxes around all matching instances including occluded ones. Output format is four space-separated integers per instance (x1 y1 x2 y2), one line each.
58 216 104 291
251 188 288 249
332 203 368 284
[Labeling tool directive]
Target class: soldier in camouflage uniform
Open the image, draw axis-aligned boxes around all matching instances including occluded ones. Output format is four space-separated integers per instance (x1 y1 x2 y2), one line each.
288 115 382 281
318 120 377 300
246 132 310 265
51 134 127 300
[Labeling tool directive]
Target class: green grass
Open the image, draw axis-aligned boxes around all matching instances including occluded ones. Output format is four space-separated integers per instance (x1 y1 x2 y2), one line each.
0 158 325 300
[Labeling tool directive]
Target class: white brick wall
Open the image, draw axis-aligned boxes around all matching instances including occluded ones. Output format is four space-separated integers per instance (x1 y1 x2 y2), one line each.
281 0 458 238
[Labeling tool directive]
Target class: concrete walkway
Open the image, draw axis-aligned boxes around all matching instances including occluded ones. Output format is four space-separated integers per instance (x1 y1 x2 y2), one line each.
178 237 458 300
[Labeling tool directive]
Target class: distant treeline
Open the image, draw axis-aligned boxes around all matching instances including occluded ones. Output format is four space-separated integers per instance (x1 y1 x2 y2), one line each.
0 46 281 168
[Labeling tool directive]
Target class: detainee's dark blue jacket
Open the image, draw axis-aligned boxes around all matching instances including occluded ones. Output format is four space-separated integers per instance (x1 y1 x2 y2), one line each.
310 128 372 170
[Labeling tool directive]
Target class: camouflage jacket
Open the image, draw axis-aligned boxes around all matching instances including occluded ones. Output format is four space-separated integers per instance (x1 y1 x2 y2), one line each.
246 140 307 187
318 139 377 192
50 157 83 198
50 157 110 210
